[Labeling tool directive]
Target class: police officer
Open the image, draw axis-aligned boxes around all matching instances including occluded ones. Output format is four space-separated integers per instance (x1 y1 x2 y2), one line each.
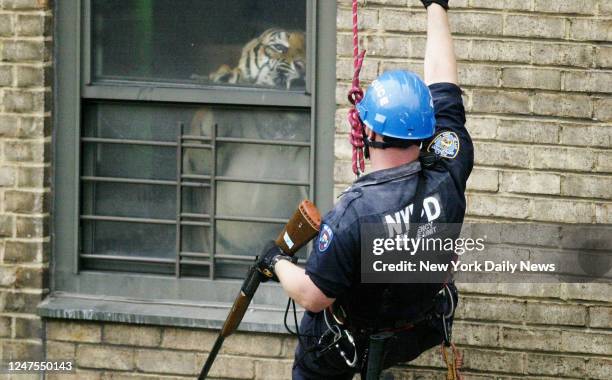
256 0 472 378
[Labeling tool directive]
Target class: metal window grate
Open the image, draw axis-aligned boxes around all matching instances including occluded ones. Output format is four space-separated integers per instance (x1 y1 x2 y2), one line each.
79 119 312 279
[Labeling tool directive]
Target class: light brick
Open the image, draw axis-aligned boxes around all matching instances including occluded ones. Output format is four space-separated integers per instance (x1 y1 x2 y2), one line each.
0 114 19 137
532 42 593 68
473 142 531 168
470 0 532 11
458 63 499 87
104 324 161 347
563 283 612 302
0 316 12 337
15 65 45 87
449 12 503 35
4 190 45 213
4 140 45 162
222 333 283 357
501 326 561 351
47 340 76 360
595 46 612 68
525 303 587 326
560 330 612 355
0 64 12 85
4 241 39 263
15 266 44 288
379 9 424 32
3 0 50 9
2 340 43 360
594 97 612 121
589 306 612 328
0 266 17 286
535 0 597 14
596 202 612 223
462 348 524 373
585 357 612 380
558 123 610 147
466 116 497 139
530 198 594 223
15 14 48 36
466 168 498 192
526 353 586 378
2 40 45 61
203 355 255 379
502 67 561 90
500 171 561 195
466 194 530 219
0 165 16 186
47 321 102 343
470 39 531 63
16 215 47 238
254 359 294 380
570 18 612 41
497 119 559 144
134 349 197 375
532 146 594 171
472 90 530 115
533 93 592 118
453 322 500 347
160 327 216 351
504 14 566 39
561 174 612 198
77 344 134 370
564 70 612 93
0 14 13 36
457 296 524 322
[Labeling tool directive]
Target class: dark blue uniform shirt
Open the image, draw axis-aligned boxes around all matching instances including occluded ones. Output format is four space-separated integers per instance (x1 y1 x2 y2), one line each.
305 82 473 323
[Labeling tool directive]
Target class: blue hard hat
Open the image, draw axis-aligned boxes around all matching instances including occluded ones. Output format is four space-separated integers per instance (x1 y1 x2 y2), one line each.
356 70 436 140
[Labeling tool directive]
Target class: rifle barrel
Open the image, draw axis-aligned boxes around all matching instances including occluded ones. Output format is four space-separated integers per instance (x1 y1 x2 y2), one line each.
198 335 225 380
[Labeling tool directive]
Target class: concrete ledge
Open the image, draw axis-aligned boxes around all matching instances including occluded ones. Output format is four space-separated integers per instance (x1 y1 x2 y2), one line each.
38 292 300 334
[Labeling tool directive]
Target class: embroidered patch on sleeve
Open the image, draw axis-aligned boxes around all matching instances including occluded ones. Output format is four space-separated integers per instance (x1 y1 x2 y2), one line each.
318 224 334 253
427 131 460 159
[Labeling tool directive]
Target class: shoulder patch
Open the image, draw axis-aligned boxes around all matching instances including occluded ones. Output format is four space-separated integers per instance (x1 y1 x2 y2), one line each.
318 224 334 253
427 131 460 159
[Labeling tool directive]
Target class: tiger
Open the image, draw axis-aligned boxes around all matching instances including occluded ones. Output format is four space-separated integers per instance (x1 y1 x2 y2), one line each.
209 28 306 90
184 28 308 263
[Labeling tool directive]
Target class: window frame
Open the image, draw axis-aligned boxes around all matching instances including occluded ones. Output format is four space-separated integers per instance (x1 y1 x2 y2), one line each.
52 0 335 307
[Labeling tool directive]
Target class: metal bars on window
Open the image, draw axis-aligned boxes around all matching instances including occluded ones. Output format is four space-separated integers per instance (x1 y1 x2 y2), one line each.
79 120 313 279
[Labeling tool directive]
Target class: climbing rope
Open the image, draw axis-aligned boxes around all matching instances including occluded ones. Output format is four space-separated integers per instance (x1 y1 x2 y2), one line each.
441 342 464 380
347 0 367 176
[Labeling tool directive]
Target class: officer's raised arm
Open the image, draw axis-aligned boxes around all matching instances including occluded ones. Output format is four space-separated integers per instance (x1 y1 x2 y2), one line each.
424 1 457 85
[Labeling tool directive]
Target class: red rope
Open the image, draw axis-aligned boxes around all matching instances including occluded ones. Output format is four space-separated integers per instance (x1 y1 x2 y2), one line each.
347 0 367 176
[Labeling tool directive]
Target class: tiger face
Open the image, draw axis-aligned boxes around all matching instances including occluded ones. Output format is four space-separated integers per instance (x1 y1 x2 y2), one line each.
210 28 306 90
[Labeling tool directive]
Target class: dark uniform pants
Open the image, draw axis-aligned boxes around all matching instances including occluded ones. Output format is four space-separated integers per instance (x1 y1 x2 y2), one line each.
292 311 445 380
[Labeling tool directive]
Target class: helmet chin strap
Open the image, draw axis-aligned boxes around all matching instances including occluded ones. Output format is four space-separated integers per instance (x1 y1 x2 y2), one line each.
364 133 421 150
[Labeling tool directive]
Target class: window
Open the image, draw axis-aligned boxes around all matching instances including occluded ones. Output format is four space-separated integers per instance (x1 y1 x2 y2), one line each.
53 0 335 304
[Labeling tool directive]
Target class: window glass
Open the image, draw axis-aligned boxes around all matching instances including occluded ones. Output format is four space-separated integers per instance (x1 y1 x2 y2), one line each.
80 102 311 276
92 0 307 91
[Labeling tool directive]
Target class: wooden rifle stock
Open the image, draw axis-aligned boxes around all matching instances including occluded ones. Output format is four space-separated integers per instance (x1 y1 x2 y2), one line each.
198 200 321 379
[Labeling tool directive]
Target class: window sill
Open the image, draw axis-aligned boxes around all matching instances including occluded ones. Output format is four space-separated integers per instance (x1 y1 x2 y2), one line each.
38 292 299 334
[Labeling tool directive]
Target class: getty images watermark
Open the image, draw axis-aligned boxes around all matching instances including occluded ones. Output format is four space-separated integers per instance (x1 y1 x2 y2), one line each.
361 223 612 283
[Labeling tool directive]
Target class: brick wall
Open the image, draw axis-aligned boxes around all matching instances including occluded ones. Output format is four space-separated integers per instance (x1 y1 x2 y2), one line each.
335 0 612 378
1 0 611 379
0 0 51 369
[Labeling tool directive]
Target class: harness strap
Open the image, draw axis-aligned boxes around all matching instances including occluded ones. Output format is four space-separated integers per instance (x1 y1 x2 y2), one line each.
408 168 427 239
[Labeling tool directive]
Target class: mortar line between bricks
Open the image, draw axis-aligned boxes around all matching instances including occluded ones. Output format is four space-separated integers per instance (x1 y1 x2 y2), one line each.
336 29 612 45
469 164 612 177
485 191 612 202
